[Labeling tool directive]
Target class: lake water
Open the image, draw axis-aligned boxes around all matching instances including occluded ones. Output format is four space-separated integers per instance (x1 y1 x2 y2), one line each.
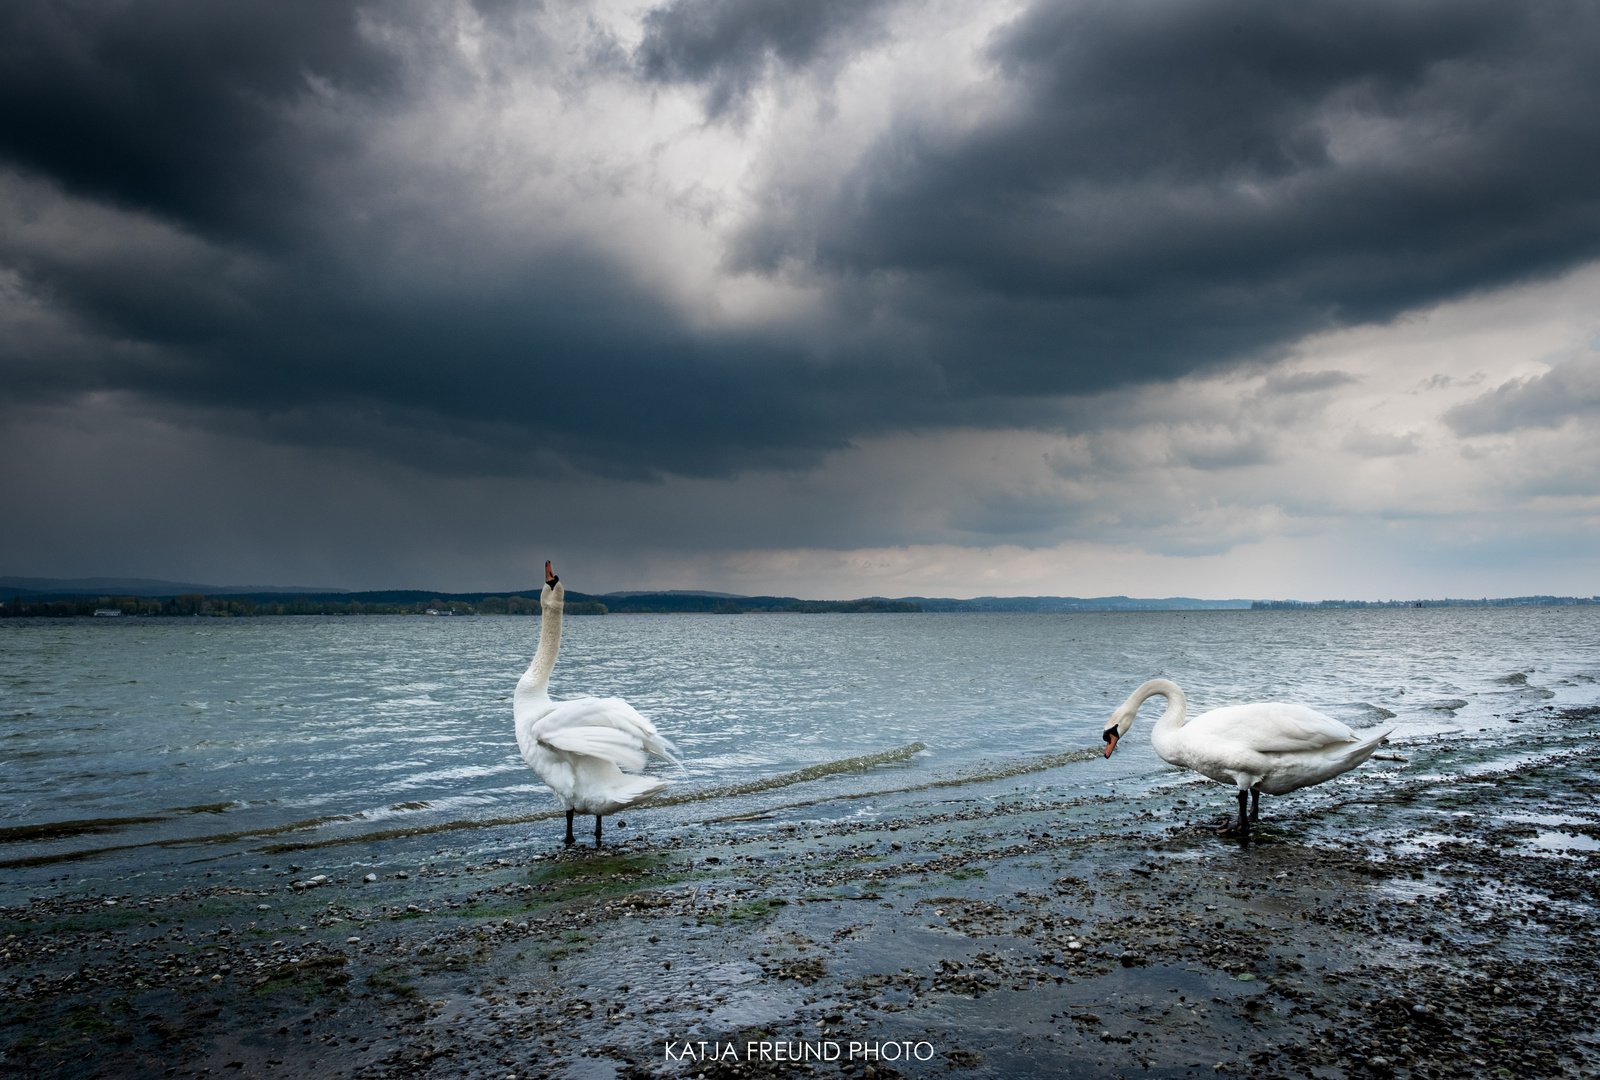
2 607 1597 885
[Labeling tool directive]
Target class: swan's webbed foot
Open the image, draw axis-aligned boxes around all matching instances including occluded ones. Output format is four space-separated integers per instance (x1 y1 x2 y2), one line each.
594 815 603 848
564 809 576 846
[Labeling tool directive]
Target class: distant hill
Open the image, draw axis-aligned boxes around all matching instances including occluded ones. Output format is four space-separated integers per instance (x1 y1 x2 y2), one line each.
0 575 348 597
564 592 919 614
1252 596 1599 609
601 589 746 599
5 576 1595 617
903 594 1252 612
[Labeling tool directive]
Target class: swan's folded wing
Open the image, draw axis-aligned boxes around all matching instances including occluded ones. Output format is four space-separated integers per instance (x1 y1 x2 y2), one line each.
1200 704 1359 753
584 697 680 762
538 726 649 773
533 697 680 764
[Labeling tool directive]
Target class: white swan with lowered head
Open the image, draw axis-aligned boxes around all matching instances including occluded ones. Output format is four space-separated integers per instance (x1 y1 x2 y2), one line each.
1103 678 1391 837
514 562 678 846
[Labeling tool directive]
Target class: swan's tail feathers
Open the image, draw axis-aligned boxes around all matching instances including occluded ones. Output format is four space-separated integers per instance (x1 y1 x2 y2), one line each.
610 773 670 806
539 728 650 773
1344 726 1394 766
644 732 681 766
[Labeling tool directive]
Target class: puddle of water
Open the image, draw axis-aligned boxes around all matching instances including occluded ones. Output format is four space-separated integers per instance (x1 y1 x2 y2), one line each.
1499 812 1600 827
1388 831 1484 854
1378 880 1448 902
1528 831 1600 852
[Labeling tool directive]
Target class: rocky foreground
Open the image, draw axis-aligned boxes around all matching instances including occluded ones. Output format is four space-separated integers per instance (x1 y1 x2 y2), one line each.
3 719 1599 1080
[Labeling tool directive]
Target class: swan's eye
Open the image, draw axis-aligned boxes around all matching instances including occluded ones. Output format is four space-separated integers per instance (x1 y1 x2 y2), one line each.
1103 728 1117 743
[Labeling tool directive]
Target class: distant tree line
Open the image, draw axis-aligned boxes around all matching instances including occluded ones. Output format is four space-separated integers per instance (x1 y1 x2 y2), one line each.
704 598 923 614
1251 596 1600 609
0 590 920 618
0 593 595 618
9 589 1594 618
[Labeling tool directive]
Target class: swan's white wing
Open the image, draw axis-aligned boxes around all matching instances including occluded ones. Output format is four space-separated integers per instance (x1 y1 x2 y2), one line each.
532 697 680 763
1191 703 1358 754
539 727 649 772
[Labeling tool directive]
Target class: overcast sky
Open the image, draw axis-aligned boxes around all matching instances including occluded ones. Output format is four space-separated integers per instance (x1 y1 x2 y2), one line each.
3 0 1599 599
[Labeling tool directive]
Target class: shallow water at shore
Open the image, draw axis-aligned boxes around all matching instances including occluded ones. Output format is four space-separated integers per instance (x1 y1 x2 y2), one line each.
2 607 1596 876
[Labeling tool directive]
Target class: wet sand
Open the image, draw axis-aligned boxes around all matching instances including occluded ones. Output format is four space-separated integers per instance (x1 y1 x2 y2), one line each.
3 706 1600 1080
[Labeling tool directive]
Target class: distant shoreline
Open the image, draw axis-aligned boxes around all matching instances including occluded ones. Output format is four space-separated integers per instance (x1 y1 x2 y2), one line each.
1 586 1596 619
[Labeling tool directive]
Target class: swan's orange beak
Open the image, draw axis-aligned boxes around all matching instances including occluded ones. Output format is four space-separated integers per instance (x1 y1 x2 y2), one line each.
1103 730 1119 758
545 560 556 585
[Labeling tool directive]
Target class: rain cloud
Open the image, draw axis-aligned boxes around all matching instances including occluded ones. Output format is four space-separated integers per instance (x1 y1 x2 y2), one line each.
3 0 1600 592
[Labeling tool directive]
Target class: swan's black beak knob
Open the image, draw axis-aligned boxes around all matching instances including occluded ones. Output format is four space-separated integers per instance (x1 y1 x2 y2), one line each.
1103 729 1119 758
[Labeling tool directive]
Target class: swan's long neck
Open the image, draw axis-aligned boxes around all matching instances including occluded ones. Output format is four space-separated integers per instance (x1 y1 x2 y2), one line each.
1144 679 1186 730
517 582 564 700
1119 678 1187 739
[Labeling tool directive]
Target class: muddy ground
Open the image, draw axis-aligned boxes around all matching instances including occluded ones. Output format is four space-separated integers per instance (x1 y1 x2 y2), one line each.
3 712 1600 1080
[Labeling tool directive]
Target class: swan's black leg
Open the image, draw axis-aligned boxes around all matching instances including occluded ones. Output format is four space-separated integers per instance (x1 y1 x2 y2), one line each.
1250 789 1260 823
564 809 575 846
1236 790 1250 840
594 815 603 848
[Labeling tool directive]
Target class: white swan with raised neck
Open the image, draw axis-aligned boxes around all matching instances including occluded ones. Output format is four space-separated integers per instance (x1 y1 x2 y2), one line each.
514 561 678 846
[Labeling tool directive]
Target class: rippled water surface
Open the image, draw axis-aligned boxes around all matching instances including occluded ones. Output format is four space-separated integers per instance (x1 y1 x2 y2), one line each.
2 608 1597 866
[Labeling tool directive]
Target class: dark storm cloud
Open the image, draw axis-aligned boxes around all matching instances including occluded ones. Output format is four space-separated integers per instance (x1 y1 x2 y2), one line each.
637 0 896 115
3 0 1600 483
0 0 400 239
1445 353 1600 435
735 0 1600 395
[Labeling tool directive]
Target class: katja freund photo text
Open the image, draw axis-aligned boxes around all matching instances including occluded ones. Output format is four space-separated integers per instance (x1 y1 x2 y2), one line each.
663 1039 938 1063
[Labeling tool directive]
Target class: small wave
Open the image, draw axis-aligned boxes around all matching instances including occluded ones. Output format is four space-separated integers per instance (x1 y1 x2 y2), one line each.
1324 702 1398 727
397 763 524 785
0 801 239 846
0 814 173 845
700 745 1105 823
644 742 929 810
